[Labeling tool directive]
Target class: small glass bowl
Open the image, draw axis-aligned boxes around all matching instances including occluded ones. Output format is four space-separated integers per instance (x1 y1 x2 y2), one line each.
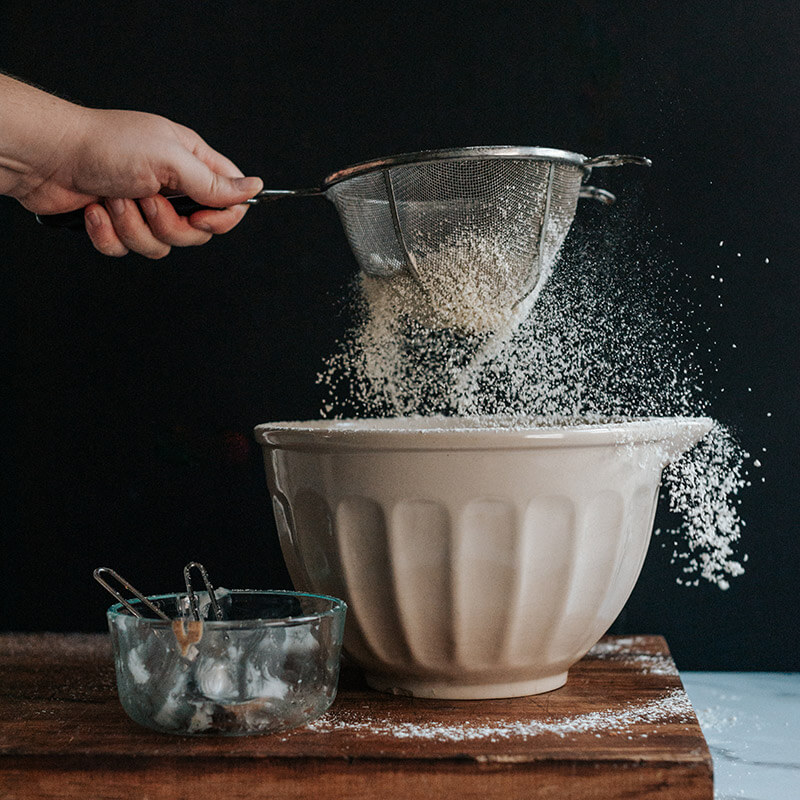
106 589 346 736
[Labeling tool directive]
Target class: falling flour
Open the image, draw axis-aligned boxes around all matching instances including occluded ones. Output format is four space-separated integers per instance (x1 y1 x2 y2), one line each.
318 206 749 588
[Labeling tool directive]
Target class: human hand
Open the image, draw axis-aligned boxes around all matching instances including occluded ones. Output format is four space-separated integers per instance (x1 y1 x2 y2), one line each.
1 76 262 258
25 108 263 259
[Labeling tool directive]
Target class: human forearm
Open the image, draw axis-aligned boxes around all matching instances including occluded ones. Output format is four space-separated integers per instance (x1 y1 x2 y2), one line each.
0 74 86 199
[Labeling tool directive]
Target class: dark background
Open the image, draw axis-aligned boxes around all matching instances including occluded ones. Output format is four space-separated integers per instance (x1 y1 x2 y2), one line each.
2 1 798 670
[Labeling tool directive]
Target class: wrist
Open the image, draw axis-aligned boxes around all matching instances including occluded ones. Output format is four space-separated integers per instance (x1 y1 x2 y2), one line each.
0 75 87 200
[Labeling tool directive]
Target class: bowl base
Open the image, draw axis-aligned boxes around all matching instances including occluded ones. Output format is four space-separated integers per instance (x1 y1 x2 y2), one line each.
364 670 568 700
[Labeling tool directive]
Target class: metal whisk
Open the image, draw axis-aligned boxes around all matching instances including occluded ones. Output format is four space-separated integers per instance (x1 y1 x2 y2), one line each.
94 563 223 621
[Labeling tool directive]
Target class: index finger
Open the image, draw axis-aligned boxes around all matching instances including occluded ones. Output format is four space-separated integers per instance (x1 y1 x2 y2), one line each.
188 202 250 235
140 194 214 246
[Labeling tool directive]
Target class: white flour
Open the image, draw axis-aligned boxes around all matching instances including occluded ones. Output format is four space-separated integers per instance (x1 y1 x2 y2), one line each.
318 209 749 588
305 688 694 742
588 638 679 676
390 235 546 334
660 422 747 590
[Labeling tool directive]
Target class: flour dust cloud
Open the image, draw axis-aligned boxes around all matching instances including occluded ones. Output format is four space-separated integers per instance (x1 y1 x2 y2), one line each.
317 206 750 588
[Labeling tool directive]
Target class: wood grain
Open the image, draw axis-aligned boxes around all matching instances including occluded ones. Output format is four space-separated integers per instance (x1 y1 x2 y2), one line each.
0 633 712 799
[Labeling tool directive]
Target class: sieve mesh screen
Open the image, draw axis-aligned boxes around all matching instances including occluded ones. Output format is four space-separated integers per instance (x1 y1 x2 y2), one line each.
326 157 585 305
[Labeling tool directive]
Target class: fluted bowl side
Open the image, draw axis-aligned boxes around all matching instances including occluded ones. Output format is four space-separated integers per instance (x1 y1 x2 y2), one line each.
255 417 711 699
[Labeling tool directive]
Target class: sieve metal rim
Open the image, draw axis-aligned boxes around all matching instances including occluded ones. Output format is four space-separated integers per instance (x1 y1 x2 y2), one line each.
322 146 589 189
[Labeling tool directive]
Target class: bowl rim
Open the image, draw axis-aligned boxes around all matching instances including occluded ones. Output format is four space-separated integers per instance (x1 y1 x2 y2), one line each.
107 589 347 628
254 415 714 452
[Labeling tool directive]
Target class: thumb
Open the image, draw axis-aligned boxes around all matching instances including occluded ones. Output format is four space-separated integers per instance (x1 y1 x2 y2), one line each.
169 150 263 207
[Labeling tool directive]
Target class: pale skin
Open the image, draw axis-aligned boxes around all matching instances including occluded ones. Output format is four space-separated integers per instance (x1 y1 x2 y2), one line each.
0 74 263 258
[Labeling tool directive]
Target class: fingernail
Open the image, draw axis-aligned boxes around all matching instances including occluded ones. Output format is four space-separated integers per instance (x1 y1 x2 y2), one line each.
86 209 101 230
108 198 125 216
140 197 157 218
193 221 213 232
233 176 263 195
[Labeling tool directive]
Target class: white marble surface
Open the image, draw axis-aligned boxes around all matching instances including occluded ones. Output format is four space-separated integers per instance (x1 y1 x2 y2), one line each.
681 672 800 799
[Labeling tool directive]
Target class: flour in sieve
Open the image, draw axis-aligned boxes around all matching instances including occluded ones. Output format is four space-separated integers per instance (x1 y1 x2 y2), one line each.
402 233 549 333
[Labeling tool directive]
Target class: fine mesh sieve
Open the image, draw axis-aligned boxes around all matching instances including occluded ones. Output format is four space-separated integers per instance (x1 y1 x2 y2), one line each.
37 145 649 309
321 147 650 306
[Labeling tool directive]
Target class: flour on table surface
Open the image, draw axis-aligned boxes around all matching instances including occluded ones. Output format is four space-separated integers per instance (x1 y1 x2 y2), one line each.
304 689 694 742
588 639 679 676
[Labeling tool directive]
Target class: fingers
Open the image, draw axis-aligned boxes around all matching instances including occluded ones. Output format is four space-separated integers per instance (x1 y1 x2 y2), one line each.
79 119 262 258
84 194 248 258
84 203 129 257
188 203 249 235
103 198 172 259
139 194 213 246
166 144 263 209
177 143 259 235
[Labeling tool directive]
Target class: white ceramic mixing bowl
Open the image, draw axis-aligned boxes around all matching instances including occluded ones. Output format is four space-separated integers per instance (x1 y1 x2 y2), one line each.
255 416 711 699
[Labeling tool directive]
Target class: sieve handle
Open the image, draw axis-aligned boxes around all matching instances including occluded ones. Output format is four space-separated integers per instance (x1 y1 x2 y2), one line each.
579 185 616 205
583 154 652 169
35 187 321 231
578 155 650 205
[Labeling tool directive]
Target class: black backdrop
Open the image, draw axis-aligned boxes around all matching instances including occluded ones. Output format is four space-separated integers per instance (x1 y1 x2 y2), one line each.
2 1 798 670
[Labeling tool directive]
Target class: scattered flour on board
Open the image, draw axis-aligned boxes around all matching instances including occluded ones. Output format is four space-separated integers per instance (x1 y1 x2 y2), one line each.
588 638 679 676
318 207 750 588
305 689 694 741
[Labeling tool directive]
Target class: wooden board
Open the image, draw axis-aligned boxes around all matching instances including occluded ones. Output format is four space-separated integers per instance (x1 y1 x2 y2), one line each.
0 633 712 799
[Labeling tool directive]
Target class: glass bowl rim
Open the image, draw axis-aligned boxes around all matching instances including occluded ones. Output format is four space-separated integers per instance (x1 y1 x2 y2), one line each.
107 588 347 628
